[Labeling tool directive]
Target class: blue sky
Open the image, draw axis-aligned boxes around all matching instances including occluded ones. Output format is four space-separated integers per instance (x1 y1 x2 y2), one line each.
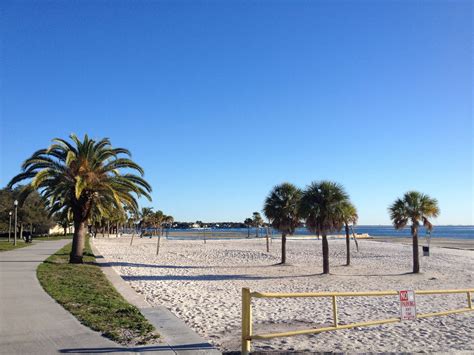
1 0 472 224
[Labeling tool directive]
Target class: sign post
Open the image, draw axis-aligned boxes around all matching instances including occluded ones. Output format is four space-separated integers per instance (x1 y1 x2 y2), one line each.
399 290 417 320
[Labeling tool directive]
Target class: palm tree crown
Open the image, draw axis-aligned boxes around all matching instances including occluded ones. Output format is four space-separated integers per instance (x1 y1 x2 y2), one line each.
389 191 440 231
8 134 151 263
263 183 302 236
300 181 349 235
340 201 358 226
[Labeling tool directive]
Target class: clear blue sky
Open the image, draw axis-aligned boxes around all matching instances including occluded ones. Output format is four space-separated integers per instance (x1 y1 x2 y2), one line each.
1 0 472 224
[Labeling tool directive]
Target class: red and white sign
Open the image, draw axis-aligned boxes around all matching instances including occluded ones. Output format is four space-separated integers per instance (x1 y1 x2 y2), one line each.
399 290 417 320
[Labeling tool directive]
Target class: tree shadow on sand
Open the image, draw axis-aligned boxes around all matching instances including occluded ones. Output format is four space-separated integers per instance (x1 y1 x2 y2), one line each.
121 274 311 282
99 261 282 270
333 271 415 277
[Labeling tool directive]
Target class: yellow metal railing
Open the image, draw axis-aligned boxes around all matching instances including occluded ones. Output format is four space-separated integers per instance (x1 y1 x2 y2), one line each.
241 288 474 354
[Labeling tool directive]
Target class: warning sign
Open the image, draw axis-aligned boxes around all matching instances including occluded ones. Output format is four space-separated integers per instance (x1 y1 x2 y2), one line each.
399 290 417 320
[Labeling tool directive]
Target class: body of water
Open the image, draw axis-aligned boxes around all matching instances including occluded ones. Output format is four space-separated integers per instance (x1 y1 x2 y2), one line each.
165 226 474 240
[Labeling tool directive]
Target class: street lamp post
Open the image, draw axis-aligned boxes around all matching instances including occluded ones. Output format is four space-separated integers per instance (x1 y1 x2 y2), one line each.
14 200 18 246
8 211 12 243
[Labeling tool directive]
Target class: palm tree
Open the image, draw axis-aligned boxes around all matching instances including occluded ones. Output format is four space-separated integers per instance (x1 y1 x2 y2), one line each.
252 212 263 237
150 210 166 255
300 181 349 274
8 134 151 263
138 207 154 237
244 218 253 238
263 183 302 264
388 191 440 273
340 201 358 266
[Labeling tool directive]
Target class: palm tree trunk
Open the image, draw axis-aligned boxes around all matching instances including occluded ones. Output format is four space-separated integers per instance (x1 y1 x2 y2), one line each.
70 219 86 263
412 225 420 273
345 223 350 266
350 225 359 252
322 234 329 274
281 234 287 264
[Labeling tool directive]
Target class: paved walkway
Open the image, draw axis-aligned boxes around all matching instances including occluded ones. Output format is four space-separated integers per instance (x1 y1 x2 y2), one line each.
0 240 172 354
0 239 221 354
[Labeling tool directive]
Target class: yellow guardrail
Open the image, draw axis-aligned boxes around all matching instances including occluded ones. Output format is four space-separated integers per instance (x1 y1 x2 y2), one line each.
241 288 474 354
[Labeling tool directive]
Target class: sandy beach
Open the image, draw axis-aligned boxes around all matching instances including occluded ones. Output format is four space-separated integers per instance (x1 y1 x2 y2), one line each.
93 237 474 353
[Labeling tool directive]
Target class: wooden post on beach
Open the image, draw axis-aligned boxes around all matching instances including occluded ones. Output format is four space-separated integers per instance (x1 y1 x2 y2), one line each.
242 288 252 355
332 295 339 327
468 291 472 309
156 232 161 256
265 228 270 253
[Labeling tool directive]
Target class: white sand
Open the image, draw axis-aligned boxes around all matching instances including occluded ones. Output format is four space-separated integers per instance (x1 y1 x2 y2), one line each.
93 237 474 353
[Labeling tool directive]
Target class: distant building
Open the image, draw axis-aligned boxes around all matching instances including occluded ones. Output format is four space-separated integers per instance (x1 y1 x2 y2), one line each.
49 224 74 235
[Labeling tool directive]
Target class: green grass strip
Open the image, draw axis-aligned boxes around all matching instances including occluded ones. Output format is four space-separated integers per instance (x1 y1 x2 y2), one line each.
37 238 159 345
0 240 29 252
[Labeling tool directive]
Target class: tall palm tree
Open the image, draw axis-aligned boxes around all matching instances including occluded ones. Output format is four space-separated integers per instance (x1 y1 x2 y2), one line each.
388 191 440 273
263 183 302 264
244 218 253 238
300 181 349 274
8 134 151 263
252 212 263 237
340 201 358 266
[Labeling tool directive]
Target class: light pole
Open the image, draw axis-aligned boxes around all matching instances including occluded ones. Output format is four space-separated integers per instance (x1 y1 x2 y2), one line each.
14 200 18 246
8 211 12 243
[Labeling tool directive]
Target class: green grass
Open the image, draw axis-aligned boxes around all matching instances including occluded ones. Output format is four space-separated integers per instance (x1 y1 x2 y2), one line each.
0 240 29 252
37 238 159 345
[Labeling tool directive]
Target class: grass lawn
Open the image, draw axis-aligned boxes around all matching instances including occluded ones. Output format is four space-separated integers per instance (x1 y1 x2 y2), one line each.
37 238 159 345
0 239 29 252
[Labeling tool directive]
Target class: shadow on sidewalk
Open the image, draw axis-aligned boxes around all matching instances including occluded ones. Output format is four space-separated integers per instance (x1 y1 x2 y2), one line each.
60 342 215 353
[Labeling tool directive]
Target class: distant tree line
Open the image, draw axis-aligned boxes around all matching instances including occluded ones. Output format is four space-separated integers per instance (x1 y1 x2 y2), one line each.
0 187 54 237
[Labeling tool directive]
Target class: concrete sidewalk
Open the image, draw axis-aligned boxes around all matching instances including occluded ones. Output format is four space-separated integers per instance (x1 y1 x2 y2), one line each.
90 240 221 355
0 240 173 354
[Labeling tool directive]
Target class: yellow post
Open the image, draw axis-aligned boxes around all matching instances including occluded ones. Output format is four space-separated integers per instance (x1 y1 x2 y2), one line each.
242 288 252 355
332 295 338 327
468 292 472 309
